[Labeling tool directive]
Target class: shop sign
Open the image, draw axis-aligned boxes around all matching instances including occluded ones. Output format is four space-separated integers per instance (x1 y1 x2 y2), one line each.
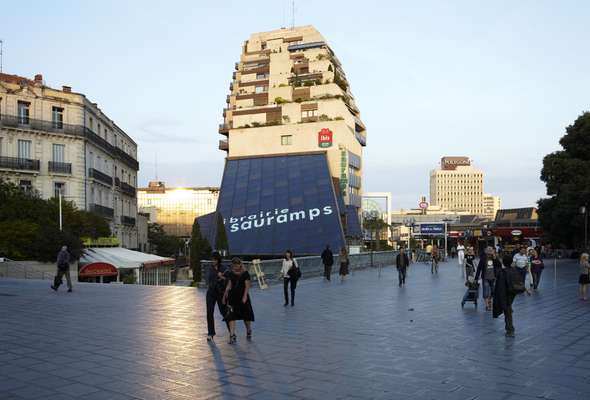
82 237 120 247
511 230 522 236
318 128 333 148
79 262 118 277
416 223 445 235
418 201 429 209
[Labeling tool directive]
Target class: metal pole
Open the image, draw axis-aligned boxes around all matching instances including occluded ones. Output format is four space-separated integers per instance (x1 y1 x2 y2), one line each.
585 206 588 251
554 256 557 285
59 189 63 231
444 221 448 262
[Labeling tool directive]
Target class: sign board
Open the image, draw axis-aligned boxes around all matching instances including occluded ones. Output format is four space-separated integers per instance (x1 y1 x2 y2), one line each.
441 156 470 170
511 230 522 236
318 128 333 148
82 237 120 247
418 201 429 209
79 262 118 278
415 223 445 236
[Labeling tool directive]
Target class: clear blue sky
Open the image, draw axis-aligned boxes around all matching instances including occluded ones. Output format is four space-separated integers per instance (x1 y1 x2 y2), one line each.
2 0 589 209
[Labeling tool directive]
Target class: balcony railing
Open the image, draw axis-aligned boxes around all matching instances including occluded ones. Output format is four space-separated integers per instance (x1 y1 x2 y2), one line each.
219 140 229 151
120 181 136 197
219 123 230 134
89 203 114 219
287 41 326 52
0 113 139 171
48 161 72 174
121 216 136 226
0 156 40 172
88 168 113 186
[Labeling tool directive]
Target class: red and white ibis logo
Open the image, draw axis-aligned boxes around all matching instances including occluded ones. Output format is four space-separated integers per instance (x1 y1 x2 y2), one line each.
318 128 333 148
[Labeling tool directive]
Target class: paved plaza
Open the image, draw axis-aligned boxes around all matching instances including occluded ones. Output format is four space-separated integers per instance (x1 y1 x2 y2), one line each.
1 259 589 400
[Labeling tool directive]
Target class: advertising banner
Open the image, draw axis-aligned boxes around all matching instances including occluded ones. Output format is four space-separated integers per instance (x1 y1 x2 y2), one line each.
415 223 445 236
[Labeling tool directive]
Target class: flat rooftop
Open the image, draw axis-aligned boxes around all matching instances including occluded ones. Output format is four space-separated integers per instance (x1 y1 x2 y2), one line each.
0 259 588 399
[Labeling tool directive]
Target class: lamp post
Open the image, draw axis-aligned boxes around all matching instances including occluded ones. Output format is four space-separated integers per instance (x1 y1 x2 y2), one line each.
58 188 63 231
581 205 588 251
442 218 453 261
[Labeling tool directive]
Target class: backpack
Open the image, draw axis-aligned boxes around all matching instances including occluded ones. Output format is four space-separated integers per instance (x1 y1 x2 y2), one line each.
288 260 302 280
507 268 526 294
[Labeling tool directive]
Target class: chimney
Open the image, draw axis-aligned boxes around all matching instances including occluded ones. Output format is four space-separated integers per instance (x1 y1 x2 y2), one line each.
62 85 71 93
34 74 43 83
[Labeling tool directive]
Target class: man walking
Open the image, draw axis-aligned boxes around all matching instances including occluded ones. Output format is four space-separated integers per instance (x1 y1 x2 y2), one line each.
512 245 530 286
51 245 73 292
321 245 334 282
396 248 410 287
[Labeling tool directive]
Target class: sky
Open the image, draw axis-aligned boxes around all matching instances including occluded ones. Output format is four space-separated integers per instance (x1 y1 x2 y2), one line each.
2 0 589 209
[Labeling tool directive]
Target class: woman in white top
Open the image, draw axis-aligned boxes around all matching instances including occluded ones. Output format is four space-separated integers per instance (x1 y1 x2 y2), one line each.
280 250 300 307
457 243 465 268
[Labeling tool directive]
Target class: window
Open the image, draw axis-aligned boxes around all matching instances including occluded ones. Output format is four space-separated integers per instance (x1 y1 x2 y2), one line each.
18 101 30 124
52 144 65 163
52 107 63 129
19 180 32 192
18 140 31 159
281 135 292 145
0 136 2 156
54 182 65 198
301 109 318 118
256 72 268 80
255 86 267 94
89 116 94 131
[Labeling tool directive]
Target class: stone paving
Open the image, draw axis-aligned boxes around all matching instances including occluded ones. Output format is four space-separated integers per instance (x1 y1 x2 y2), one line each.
1 259 589 400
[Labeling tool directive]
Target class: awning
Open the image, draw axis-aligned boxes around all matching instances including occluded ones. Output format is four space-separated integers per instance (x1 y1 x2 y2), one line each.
80 247 174 270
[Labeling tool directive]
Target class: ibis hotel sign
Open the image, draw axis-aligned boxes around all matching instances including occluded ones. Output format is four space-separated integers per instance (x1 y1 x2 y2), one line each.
318 128 333 148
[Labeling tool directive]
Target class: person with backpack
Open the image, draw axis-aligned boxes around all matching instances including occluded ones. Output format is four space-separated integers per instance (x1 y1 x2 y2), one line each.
396 247 410 287
494 254 526 337
475 246 502 311
578 253 590 301
280 250 300 306
51 245 73 292
205 252 228 342
321 245 334 282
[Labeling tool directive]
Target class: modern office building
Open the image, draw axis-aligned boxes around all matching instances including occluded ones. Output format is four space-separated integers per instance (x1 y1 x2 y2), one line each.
138 181 219 238
0 72 139 248
208 25 367 256
483 193 501 221
430 157 484 216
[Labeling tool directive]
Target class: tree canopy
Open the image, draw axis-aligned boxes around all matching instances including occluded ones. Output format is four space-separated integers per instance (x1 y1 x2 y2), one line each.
190 218 211 283
147 223 183 257
538 112 590 248
0 179 110 261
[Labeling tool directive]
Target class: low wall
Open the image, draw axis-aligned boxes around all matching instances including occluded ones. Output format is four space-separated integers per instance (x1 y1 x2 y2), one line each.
0 261 79 281
200 251 397 287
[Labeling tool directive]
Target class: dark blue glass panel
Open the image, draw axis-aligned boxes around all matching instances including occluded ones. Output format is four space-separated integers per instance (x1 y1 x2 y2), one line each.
216 153 346 256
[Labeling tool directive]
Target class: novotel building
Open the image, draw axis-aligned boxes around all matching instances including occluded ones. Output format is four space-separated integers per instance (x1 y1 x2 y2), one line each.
200 25 367 256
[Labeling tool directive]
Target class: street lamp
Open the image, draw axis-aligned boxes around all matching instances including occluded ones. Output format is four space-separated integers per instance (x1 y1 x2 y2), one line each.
442 218 453 261
581 205 588 250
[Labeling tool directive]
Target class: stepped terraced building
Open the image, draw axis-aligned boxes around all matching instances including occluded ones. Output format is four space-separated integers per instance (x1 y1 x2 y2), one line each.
206 26 367 256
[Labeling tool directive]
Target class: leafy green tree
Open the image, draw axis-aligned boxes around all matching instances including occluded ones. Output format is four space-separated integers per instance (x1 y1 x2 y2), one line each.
215 212 229 254
147 223 183 257
538 112 590 248
190 218 211 283
363 215 390 251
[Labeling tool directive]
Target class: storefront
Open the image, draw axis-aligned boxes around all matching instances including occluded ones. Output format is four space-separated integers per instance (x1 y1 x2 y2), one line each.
492 207 542 253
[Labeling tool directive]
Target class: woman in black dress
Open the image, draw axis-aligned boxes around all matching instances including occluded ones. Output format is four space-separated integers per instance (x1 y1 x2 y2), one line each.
223 257 255 344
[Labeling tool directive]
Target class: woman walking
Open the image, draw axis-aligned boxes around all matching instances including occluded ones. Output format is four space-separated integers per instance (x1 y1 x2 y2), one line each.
339 248 350 282
476 246 502 311
579 253 590 301
431 245 439 274
530 250 544 290
280 250 300 306
205 252 228 342
223 257 255 344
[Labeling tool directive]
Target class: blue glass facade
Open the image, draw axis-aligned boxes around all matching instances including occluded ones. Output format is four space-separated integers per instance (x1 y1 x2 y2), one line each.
213 153 346 256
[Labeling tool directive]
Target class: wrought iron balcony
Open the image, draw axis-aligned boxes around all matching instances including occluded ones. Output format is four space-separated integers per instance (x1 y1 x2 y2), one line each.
120 181 136 197
88 168 113 186
0 156 40 172
121 216 136 226
48 161 72 174
114 177 121 187
89 203 114 219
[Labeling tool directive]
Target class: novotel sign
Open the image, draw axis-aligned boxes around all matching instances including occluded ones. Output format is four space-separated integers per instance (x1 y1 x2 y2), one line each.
441 156 471 170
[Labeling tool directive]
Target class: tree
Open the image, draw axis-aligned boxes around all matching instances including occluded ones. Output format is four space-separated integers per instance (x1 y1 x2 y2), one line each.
215 212 229 254
147 223 183 257
190 218 211 283
538 112 590 248
363 215 390 251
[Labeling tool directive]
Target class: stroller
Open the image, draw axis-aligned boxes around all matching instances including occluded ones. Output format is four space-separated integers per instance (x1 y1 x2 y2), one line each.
461 276 479 308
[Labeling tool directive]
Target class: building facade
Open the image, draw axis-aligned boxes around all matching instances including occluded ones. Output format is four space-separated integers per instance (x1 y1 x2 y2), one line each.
430 157 484 216
0 73 139 248
483 193 501 221
138 181 219 238
210 26 366 255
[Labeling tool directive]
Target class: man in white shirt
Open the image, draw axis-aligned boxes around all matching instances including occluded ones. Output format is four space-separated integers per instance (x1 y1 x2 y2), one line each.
457 243 465 267
512 245 530 282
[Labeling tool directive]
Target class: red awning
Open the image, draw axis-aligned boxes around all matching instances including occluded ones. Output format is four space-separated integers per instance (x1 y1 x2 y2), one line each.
79 262 118 278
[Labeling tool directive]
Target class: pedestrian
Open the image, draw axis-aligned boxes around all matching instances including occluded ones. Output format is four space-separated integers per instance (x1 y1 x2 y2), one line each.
451 246 457 259
529 249 544 290
51 245 73 292
475 246 502 311
512 246 531 288
396 247 410 287
339 248 350 282
493 254 526 337
465 247 476 278
223 257 255 344
457 242 465 268
205 252 228 342
321 245 334 282
578 253 590 301
431 245 439 274
280 250 300 306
